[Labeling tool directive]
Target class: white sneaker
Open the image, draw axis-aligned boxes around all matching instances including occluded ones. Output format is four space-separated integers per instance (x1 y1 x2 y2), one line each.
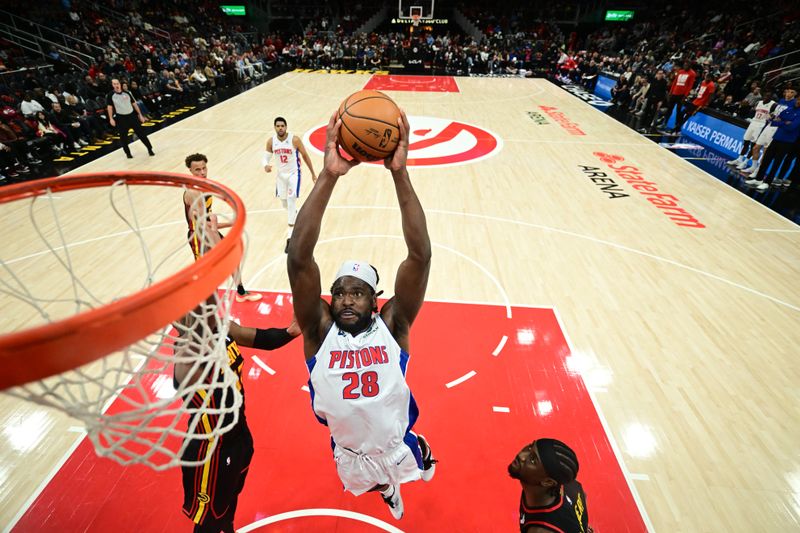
78 139 89 146
736 159 751 170
756 181 770 191
73 142 82 149
235 291 263 303
746 165 760 177
381 485 404 520
745 178 762 185
727 156 743 166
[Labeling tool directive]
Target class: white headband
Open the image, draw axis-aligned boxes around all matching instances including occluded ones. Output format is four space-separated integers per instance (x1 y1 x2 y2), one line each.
334 260 377 291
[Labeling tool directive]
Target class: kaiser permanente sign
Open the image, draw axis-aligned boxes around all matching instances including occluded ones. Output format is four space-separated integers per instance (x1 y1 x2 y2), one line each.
679 112 745 159
585 75 746 158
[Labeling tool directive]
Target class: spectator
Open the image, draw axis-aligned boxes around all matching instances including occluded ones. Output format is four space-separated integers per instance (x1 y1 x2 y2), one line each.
30 110 67 155
50 101 90 147
743 83 762 107
642 69 668 132
715 94 739 114
665 61 697 133
20 92 45 117
631 76 651 116
726 56 752 100
677 72 716 130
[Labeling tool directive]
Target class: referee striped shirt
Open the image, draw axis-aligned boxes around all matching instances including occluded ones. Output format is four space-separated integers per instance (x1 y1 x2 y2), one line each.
106 90 135 116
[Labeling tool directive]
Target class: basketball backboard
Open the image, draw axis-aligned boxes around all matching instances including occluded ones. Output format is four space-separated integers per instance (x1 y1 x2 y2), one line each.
399 0 434 19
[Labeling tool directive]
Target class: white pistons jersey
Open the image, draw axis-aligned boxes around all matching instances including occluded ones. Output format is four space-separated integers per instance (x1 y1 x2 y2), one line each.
307 316 418 455
752 100 775 124
272 133 300 177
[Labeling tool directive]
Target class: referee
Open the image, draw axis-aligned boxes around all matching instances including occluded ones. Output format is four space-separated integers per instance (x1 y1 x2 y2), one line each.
106 78 154 158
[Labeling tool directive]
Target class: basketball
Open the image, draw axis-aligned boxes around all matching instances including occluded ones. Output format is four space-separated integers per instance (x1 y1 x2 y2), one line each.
336 90 401 162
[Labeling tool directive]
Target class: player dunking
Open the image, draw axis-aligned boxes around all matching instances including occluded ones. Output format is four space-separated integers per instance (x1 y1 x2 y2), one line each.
508 439 593 533
287 111 436 520
263 117 316 253
183 153 262 303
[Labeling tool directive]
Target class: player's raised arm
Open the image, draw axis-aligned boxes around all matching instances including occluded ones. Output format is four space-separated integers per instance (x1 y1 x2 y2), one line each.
228 318 300 350
293 135 317 182
287 112 358 357
380 110 431 349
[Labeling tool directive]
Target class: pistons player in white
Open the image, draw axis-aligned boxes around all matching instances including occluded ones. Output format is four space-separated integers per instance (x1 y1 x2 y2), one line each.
287 110 436 520
735 87 797 178
727 89 775 170
263 116 316 252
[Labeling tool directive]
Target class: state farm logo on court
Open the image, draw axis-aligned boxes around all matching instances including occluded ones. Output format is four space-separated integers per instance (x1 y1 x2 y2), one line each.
305 116 503 167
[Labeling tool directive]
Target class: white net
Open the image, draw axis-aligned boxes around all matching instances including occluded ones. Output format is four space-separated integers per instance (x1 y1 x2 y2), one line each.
0 176 244 470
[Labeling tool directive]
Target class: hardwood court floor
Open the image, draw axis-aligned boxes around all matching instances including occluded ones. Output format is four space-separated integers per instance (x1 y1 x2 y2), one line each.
1 72 799 532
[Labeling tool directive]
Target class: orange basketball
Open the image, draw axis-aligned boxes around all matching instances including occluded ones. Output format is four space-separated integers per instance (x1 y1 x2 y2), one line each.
336 90 401 162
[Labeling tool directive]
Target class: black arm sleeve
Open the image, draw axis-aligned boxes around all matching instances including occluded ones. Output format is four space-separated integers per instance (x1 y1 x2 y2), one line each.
252 327 294 351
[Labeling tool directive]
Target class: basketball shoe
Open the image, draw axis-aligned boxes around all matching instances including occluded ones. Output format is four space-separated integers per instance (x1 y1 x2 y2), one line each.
417 434 437 482
381 484 404 520
236 291 263 303
745 163 760 177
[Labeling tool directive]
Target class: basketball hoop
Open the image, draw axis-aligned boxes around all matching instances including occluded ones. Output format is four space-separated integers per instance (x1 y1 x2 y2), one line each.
0 172 246 469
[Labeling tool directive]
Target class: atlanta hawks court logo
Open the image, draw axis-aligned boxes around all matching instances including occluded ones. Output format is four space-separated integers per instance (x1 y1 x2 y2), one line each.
304 116 503 168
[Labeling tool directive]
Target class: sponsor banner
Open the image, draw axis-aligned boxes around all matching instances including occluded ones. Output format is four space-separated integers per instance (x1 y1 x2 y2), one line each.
578 165 629 199
526 111 549 124
594 75 616 101
592 152 705 229
680 111 745 159
391 17 449 24
539 105 585 135
560 84 613 109
292 68 390 75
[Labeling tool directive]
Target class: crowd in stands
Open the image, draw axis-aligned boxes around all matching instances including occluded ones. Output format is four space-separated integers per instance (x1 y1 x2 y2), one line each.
0 0 286 180
556 1 798 132
1 0 798 189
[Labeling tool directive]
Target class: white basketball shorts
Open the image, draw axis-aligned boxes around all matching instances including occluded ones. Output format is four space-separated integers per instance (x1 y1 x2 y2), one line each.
332 439 423 496
755 125 777 147
275 171 299 199
743 121 767 143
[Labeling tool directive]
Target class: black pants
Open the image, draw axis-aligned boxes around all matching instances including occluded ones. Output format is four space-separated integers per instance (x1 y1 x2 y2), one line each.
643 96 665 129
676 102 698 131
665 94 685 130
755 140 798 183
115 113 152 155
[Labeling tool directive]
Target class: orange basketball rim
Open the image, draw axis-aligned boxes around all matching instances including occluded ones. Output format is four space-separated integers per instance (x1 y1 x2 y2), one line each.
0 172 245 390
